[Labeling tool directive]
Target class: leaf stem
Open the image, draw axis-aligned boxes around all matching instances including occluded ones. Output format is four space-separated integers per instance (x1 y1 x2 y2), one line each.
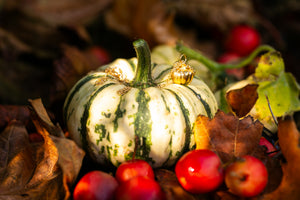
176 42 275 72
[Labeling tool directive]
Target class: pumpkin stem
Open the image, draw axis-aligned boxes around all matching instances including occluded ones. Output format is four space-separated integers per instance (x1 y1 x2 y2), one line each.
131 39 155 88
176 42 275 72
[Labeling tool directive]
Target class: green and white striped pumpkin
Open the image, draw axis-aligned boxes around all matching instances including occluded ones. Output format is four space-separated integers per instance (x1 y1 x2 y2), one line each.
63 39 218 168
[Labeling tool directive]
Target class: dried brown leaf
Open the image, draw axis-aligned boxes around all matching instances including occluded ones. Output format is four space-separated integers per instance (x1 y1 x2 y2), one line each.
155 169 203 200
226 84 258 118
0 7 92 60
50 135 85 199
262 117 300 199
16 0 113 26
0 120 63 200
26 118 59 189
167 0 255 31
0 106 30 133
0 99 85 200
29 98 64 137
104 0 216 54
105 0 178 47
194 110 264 163
0 121 34 193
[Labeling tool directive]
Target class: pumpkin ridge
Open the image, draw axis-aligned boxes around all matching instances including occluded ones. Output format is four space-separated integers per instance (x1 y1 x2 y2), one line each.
153 49 171 64
161 94 170 113
165 88 192 158
80 82 116 151
161 134 173 167
133 89 154 165
113 95 127 132
63 73 106 123
127 58 136 72
152 63 158 70
154 66 172 82
184 85 213 118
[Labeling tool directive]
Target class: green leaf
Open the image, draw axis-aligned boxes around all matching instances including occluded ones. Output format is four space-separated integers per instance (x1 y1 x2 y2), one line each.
254 51 285 79
253 72 300 119
248 52 300 131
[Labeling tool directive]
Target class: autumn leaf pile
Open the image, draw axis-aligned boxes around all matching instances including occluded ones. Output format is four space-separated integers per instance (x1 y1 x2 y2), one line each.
1 0 300 200
0 99 85 200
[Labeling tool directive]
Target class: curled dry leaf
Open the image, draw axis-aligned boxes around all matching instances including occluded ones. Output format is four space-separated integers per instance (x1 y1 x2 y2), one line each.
26 115 59 189
0 121 36 200
0 120 61 200
226 83 259 118
11 0 113 27
29 98 64 137
262 117 300 199
0 99 85 200
194 110 264 163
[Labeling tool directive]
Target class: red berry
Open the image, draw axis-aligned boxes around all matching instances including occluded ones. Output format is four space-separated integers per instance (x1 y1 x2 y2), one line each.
225 25 261 56
73 170 118 200
115 176 165 200
259 137 278 157
89 46 110 64
115 159 155 184
175 149 224 194
225 155 268 197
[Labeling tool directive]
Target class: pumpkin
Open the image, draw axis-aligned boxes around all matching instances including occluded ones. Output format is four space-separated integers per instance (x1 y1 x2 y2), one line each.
63 39 218 168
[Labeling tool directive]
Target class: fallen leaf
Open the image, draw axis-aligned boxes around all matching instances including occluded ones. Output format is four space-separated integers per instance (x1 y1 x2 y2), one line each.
105 0 178 47
29 98 64 137
16 0 113 27
26 116 59 189
262 116 300 199
226 83 258 118
167 0 254 31
29 98 85 198
194 110 264 163
104 0 216 54
155 169 209 200
0 99 85 199
0 7 91 60
248 51 300 133
0 105 30 130
50 136 85 199
0 121 34 191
